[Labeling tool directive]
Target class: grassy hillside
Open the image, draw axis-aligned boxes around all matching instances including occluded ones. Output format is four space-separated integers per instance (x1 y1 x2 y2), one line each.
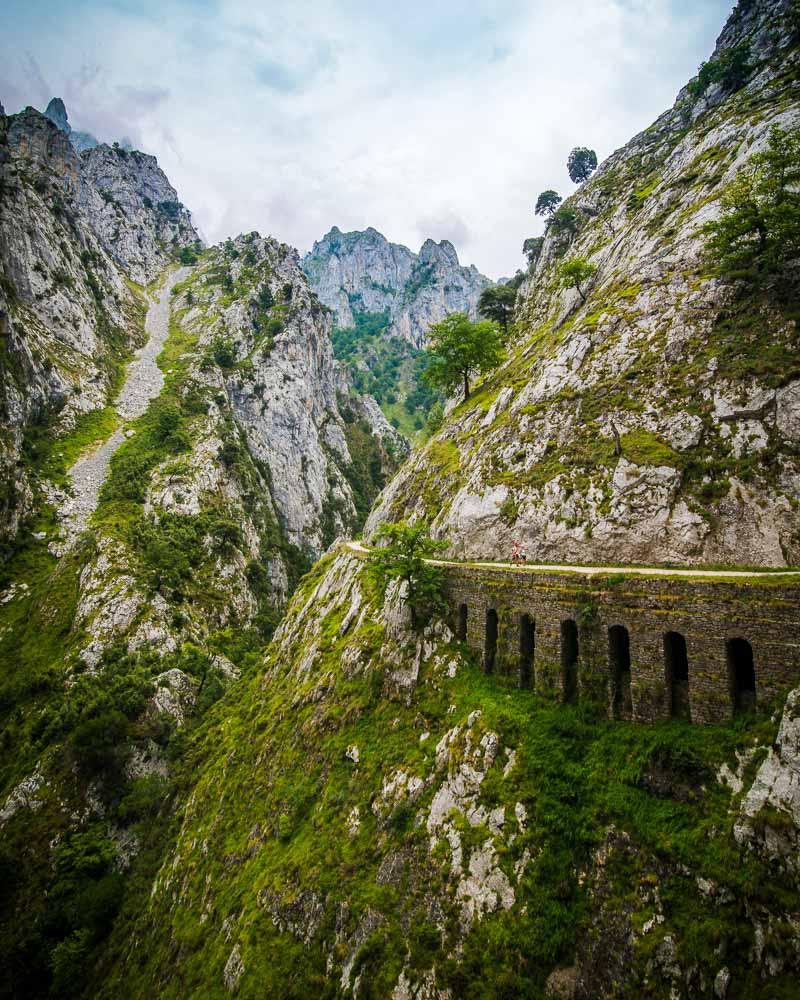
90 549 798 999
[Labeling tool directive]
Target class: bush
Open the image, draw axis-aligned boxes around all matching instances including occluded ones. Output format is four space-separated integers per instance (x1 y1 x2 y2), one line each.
549 205 581 236
703 124 800 279
157 200 182 220
117 775 168 824
688 42 751 98
71 709 131 779
177 245 198 265
210 337 237 369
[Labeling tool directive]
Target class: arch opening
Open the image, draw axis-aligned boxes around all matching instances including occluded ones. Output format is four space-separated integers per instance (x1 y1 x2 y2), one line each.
664 631 690 720
484 609 498 674
519 614 535 689
609 625 632 721
727 638 756 714
561 619 579 704
457 603 468 642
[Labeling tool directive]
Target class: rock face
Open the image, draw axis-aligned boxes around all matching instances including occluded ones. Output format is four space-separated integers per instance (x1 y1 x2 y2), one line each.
44 95 100 152
368 0 800 568
79 143 198 284
43 97 70 133
0 103 200 548
303 226 492 347
180 233 396 556
0 106 143 544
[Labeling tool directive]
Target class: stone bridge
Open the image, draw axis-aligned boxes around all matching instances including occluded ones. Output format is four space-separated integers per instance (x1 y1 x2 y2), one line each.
348 544 800 724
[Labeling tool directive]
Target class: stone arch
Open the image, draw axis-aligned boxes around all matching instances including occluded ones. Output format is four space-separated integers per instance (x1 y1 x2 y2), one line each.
727 637 756 714
519 614 535 689
609 625 632 721
561 619 579 704
457 603 468 642
664 631 690 720
484 609 498 674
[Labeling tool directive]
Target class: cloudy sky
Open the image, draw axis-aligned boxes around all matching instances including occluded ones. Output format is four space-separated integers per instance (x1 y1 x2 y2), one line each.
1 0 733 277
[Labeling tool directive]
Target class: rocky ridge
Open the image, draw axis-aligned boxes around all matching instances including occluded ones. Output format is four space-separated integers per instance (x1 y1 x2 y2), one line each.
367 0 800 568
303 226 492 348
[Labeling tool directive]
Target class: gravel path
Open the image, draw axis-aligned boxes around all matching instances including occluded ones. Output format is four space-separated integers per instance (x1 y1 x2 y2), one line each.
57 268 188 547
346 542 800 579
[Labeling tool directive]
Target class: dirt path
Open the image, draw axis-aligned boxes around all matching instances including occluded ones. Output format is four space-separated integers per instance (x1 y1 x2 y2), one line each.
56 267 188 548
345 542 800 580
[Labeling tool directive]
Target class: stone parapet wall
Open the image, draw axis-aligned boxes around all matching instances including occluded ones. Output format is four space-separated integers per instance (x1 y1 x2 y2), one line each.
439 565 800 724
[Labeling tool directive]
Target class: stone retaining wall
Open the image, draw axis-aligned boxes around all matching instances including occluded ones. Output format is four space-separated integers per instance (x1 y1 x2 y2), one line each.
439 565 800 724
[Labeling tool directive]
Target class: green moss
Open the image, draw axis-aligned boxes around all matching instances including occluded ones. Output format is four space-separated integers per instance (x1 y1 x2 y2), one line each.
424 438 460 475
619 429 680 468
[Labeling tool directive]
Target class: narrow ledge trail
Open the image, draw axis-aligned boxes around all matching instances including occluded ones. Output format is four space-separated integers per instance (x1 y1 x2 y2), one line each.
56 266 189 549
345 542 800 580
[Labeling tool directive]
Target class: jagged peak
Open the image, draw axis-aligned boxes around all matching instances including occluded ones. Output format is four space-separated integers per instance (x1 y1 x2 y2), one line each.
44 97 70 133
419 237 459 267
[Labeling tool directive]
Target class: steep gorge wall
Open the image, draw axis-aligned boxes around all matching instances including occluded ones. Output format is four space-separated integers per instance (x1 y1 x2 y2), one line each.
368 0 800 567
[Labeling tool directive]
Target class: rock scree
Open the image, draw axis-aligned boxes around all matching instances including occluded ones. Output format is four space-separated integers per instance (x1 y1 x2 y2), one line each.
57 267 188 547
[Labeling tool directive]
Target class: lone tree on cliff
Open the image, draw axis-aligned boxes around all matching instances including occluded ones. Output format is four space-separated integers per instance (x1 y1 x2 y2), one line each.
367 521 447 628
535 190 562 219
477 285 517 333
557 257 597 303
422 313 506 403
567 147 598 183
523 236 544 267
703 124 800 278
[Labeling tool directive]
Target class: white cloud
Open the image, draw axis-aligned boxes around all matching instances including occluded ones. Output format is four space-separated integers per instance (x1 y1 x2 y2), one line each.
1 0 732 276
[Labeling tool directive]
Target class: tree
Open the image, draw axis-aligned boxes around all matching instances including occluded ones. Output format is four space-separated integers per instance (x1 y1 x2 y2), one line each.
523 237 544 267
557 257 597 303
702 124 800 278
535 190 562 218
688 42 751 99
549 205 581 236
367 521 448 628
477 285 516 333
567 147 598 184
422 313 505 402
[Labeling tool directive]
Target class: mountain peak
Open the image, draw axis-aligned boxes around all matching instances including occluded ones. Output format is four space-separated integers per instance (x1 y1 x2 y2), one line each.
44 97 70 133
419 237 459 267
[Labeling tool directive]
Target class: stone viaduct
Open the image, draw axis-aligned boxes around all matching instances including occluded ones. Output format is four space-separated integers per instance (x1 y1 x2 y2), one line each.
437 561 800 724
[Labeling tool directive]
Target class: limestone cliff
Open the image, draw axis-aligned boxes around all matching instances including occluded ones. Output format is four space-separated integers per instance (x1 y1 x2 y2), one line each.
303 226 492 348
78 143 199 285
368 0 800 568
0 106 145 547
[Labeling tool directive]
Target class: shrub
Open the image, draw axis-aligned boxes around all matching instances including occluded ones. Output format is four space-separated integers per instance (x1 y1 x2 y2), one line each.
703 124 800 279
688 42 751 98
549 205 581 236
71 709 131 779
211 337 237 369
367 520 448 628
157 200 182 220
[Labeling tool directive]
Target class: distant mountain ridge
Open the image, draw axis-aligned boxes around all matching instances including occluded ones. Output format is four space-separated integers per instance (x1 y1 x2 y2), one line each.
302 225 492 348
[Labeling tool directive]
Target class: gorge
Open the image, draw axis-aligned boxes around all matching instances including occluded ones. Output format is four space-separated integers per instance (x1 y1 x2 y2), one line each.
1 1 800 997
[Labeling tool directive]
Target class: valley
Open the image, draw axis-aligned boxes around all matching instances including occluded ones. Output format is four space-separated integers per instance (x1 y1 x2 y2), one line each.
1 0 800 997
